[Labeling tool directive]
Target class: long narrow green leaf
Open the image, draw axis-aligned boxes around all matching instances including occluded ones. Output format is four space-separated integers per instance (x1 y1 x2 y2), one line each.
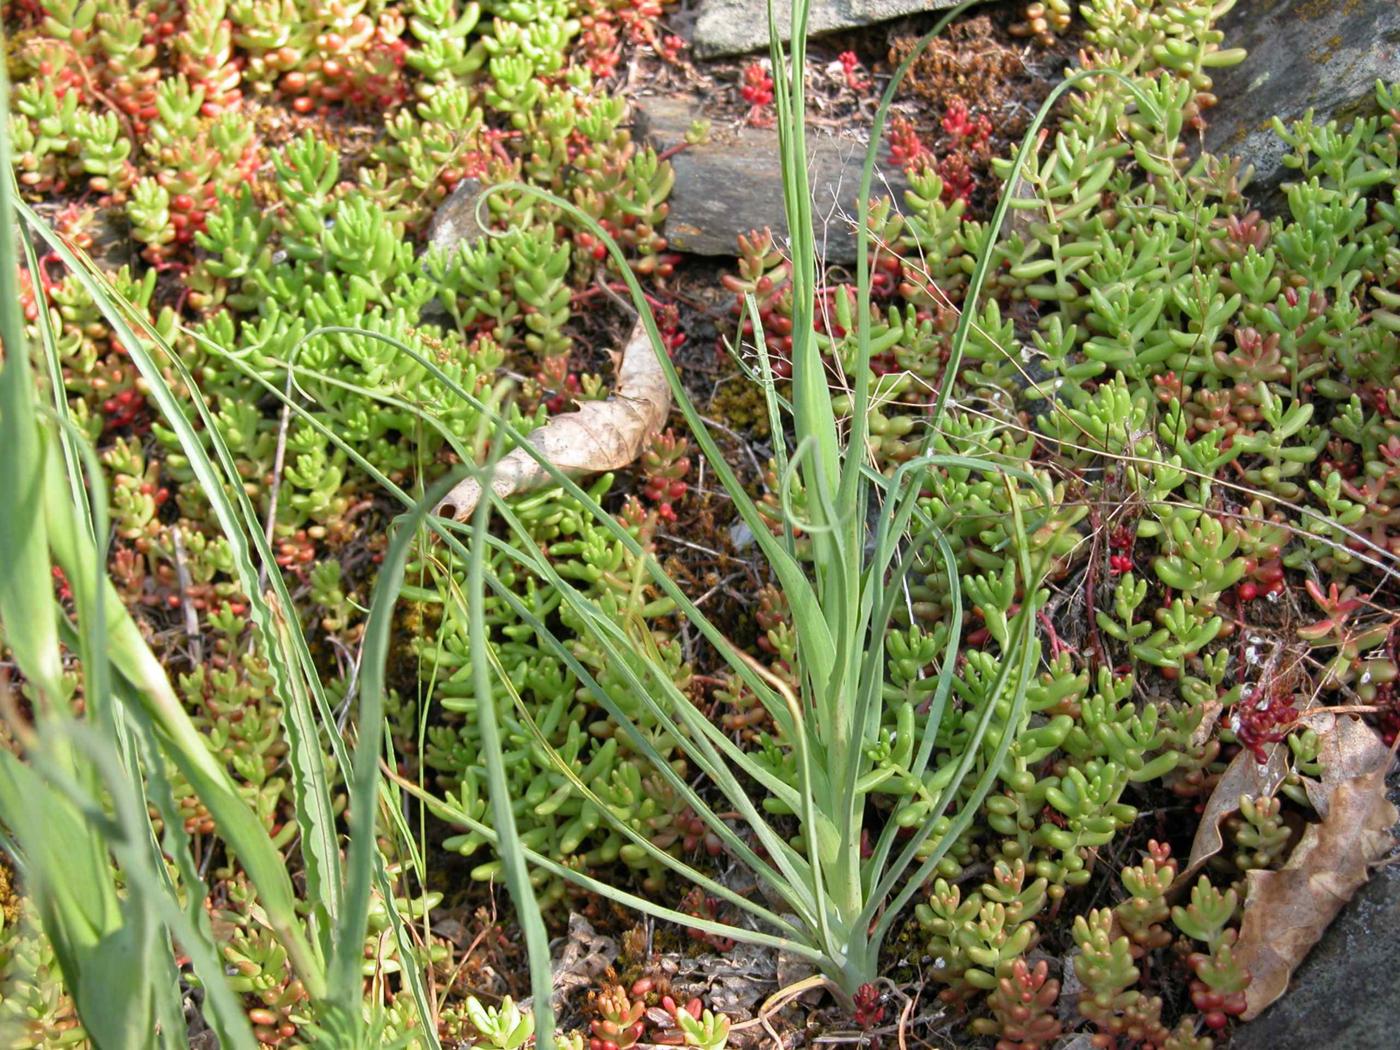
196 326 807 822
201 342 827 932
474 518 819 903
926 68 1161 433
194 324 809 756
839 0 986 508
331 464 472 1010
189 326 836 972
446 576 805 938
862 480 1046 936
37 452 326 994
19 231 92 530
20 210 346 953
371 854 444 1050
206 321 803 760
0 750 162 1050
0 107 62 707
130 708 260 1050
20 213 344 990
385 770 825 964
473 545 818 905
464 457 556 1048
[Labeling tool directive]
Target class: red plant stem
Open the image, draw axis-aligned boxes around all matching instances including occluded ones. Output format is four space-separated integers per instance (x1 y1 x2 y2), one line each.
655 141 692 164
36 251 65 294
570 280 668 312
1084 509 1109 670
1037 610 1067 659
64 42 139 144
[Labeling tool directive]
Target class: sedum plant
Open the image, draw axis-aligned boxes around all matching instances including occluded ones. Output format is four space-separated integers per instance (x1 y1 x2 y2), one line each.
704 0 1400 1041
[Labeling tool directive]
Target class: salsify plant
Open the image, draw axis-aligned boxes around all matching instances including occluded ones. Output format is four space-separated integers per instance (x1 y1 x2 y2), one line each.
192 0 1163 1031
413 0 1170 1004
286 0 1161 1018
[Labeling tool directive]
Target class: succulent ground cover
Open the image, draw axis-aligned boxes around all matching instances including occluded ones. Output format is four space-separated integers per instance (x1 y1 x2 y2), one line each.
1 1 1399 1048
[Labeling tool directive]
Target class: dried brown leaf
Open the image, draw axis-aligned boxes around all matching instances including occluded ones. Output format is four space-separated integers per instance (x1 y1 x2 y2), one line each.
1305 711 1392 814
1177 710 1361 883
1178 736 1289 884
1189 697 1224 752
437 320 670 519
1233 717 1397 1019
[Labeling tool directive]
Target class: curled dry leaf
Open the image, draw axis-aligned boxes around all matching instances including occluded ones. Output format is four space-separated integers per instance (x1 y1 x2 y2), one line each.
1177 709 1353 885
436 319 670 520
1189 696 1224 753
1302 711 1391 816
1178 732 1289 885
1232 715 1397 1020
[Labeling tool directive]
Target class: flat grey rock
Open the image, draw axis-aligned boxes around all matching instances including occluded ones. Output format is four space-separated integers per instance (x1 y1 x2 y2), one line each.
425 177 487 256
1204 0 1400 193
691 0 960 59
634 97 909 263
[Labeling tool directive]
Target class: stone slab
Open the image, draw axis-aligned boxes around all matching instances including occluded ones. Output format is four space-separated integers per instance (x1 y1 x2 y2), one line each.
1230 826 1400 1049
1204 0 1400 192
633 96 909 263
425 177 488 257
692 0 960 59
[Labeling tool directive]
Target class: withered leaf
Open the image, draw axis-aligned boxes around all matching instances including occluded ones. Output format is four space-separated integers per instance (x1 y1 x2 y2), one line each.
438 319 670 520
1304 711 1391 815
1233 717 1397 1020
1178 733 1290 885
